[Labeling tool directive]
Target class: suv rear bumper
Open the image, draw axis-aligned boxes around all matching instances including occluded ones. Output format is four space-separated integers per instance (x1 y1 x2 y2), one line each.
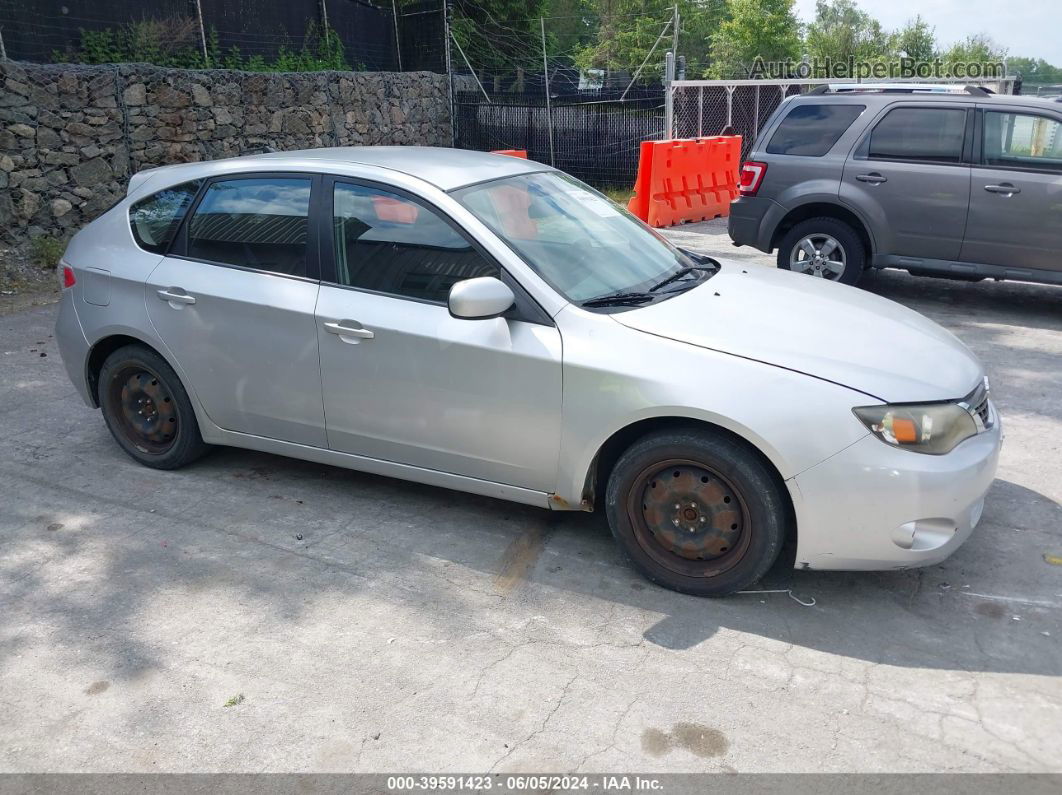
727 196 784 252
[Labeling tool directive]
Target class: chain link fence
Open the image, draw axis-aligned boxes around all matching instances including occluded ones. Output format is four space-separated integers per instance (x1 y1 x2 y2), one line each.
671 77 1019 161
453 88 665 188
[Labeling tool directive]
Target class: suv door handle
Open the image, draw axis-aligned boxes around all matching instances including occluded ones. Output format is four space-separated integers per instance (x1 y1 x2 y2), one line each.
855 172 887 184
324 321 375 342
984 183 1020 196
156 288 196 305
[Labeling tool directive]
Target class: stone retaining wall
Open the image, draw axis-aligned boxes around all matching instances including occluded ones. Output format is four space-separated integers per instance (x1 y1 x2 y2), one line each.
0 62 452 245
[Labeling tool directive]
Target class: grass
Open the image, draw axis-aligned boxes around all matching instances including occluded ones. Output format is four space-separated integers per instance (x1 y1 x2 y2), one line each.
29 236 66 270
223 693 245 707
599 187 634 206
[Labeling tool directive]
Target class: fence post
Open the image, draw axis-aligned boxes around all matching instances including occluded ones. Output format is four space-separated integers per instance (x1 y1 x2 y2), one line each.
192 0 210 67
664 51 675 139
391 0 403 70
753 83 760 138
540 17 555 166
443 0 455 146
671 4 679 64
697 86 702 137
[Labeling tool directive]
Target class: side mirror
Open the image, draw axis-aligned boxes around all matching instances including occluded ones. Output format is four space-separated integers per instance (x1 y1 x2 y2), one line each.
448 276 515 320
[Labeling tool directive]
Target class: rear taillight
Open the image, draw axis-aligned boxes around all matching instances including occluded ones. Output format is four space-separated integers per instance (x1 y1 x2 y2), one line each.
739 161 768 197
60 264 76 289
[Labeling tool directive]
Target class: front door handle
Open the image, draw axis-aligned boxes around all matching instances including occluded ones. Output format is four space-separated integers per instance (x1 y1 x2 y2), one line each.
984 183 1021 196
324 321 375 342
157 288 196 305
855 172 887 184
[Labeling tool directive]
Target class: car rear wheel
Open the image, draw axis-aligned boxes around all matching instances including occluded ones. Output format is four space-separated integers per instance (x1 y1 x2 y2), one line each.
778 217 865 286
605 428 787 597
98 344 208 470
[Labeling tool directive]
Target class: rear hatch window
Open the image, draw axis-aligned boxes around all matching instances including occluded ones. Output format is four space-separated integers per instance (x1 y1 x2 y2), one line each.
766 104 865 156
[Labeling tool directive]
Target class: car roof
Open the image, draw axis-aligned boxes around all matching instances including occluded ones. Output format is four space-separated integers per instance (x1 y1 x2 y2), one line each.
787 90 1058 109
228 146 550 191
126 146 554 199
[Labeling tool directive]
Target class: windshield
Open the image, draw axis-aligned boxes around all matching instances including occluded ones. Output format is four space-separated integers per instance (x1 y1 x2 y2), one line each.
453 172 707 306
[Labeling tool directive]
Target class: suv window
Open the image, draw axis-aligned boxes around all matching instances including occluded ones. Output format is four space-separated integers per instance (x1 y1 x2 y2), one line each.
332 182 497 303
984 111 1062 172
187 177 312 277
129 180 201 254
868 107 967 163
766 104 865 156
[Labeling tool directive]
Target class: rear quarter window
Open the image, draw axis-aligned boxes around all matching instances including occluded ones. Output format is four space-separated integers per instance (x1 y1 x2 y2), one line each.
766 104 865 156
128 180 202 254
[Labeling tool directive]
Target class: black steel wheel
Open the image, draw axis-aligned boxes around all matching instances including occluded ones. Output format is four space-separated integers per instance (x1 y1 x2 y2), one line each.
98 344 208 470
605 428 787 596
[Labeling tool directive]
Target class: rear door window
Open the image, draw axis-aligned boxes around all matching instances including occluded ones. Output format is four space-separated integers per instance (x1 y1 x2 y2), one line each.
128 180 201 254
186 177 313 277
983 111 1062 172
766 104 865 156
868 107 967 163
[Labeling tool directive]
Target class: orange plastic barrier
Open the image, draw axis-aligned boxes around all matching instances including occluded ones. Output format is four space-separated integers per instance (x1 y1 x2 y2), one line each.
491 149 528 158
627 136 742 228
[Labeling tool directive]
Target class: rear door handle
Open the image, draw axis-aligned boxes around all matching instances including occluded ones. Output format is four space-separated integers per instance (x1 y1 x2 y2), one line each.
324 321 375 342
984 183 1020 195
156 288 196 305
855 173 887 184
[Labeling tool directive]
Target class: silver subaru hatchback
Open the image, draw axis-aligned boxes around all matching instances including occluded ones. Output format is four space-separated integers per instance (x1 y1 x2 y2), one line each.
55 147 1001 596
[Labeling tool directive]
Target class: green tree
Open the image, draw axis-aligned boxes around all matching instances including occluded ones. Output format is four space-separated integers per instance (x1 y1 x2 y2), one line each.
892 15 935 61
573 0 725 81
450 0 550 76
939 33 1006 77
708 0 801 78
804 0 892 65
1008 56 1062 86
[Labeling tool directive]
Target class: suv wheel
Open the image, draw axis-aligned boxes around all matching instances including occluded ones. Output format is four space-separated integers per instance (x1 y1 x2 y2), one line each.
605 428 787 597
778 217 865 286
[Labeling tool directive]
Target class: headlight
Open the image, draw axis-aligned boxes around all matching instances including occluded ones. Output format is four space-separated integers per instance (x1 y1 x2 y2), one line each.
853 402 978 455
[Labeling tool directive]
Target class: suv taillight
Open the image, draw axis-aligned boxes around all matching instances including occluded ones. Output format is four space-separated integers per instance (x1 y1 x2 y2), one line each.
60 264 76 289
739 161 768 197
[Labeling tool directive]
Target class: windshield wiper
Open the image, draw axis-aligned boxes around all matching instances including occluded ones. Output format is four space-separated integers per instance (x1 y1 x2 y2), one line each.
648 265 713 293
581 291 656 307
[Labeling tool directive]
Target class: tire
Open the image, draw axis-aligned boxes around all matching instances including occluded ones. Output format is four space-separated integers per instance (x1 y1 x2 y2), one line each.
98 344 208 470
605 428 787 597
777 217 866 286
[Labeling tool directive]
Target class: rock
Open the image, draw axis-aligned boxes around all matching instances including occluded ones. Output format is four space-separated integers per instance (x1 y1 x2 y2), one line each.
123 83 147 106
17 189 40 219
37 127 62 149
0 154 14 172
69 157 113 187
191 84 213 106
50 198 73 218
9 123 34 138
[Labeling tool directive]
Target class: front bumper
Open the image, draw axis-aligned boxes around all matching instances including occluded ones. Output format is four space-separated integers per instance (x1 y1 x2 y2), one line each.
789 401 1002 570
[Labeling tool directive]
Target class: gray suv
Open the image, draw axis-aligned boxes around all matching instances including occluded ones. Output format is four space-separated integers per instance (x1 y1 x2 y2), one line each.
728 85 1062 287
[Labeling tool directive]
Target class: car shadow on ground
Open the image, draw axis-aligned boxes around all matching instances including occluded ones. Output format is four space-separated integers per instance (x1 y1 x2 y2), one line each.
862 269 1062 333
5 439 1058 682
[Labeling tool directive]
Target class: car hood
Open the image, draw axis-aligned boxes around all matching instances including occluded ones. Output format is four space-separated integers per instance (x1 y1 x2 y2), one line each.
612 263 983 403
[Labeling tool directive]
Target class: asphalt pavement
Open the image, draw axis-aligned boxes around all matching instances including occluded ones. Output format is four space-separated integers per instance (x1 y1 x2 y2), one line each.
1 219 1060 773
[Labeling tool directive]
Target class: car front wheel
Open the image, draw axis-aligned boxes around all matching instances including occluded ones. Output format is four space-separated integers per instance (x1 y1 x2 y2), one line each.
605 428 788 597
778 217 866 286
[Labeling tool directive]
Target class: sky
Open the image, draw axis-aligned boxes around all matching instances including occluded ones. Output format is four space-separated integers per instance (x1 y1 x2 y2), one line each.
792 0 1062 65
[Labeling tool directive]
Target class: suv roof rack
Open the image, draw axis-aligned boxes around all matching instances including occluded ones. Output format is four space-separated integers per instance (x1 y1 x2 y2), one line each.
807 83 994 96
